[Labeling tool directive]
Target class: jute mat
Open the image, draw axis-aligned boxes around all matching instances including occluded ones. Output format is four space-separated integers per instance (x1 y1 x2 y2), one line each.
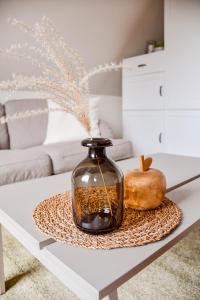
33 191 182 250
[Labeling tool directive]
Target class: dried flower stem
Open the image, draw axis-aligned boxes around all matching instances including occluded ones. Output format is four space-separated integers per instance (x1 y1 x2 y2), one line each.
0 17 126 215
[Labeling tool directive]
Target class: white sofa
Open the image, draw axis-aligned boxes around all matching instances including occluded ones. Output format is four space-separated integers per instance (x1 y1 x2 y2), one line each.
0 98 133 186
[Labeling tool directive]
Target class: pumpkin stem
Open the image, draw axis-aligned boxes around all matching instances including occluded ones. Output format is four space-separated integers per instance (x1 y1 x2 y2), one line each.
139 155 145 172
139 155 153 172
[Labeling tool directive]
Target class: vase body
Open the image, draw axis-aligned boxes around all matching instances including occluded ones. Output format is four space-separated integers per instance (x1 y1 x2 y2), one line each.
71 138 124 234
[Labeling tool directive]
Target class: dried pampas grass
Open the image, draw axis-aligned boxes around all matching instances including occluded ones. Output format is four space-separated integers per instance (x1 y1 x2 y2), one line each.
0 17 123 134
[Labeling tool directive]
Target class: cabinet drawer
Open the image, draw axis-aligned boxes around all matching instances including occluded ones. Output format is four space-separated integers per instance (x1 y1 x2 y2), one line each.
123 51 165 77
123 73 164 110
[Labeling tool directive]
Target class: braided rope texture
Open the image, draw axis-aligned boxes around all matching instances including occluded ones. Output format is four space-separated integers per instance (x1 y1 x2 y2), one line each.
33 191 182 250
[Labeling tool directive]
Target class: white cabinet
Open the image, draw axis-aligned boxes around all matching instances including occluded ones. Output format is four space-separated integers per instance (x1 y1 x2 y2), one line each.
123 1 200 157
123 51 165 156
123 111 164 155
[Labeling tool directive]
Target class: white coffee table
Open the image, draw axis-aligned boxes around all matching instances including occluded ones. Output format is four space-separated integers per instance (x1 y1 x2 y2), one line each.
0 153 200 299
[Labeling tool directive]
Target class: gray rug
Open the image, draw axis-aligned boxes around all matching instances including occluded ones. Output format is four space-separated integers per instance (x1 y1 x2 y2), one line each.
1 226 200 300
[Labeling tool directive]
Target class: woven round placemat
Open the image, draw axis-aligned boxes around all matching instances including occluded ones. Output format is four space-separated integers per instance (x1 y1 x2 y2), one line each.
33 191 182 250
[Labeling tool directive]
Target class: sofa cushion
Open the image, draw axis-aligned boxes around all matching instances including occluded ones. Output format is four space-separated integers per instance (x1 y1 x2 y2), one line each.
0 103 10 149
4 99 48 149
33 139 133 175
0 149 52 186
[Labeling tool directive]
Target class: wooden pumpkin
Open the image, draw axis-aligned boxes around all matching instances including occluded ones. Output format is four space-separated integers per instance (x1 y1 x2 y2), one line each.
124 155 166 210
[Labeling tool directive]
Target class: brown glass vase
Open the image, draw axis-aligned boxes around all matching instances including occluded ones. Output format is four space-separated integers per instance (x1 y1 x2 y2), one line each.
71 138 124 234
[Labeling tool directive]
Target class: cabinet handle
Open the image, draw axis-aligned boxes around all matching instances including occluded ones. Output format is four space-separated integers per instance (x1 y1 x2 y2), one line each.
138 63 146 68
159 133 162 144
159 85 163 96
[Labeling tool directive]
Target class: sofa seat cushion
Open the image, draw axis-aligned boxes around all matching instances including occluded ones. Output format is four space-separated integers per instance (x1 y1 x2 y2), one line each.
33 139 133 175
0 149 52 186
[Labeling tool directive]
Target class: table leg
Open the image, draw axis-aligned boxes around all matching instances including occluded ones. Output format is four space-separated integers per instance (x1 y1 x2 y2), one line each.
104 289 118 300
0 224 5 295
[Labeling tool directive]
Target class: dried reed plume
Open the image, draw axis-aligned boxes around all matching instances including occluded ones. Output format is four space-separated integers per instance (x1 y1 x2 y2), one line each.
0 16 122 134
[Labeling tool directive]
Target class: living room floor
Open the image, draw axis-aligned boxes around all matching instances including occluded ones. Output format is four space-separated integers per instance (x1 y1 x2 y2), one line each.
1 225 200 300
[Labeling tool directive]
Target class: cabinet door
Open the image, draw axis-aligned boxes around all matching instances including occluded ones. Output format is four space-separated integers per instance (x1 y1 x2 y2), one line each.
165 111 200 157
123 111 164 156
165 0 200 109
123 73 164 110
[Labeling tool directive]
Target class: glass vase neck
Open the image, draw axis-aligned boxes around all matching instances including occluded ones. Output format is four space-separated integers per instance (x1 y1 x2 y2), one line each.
82 138 112 159
88 147 106 159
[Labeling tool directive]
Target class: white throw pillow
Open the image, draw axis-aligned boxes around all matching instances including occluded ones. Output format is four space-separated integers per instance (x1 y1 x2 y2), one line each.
44 96 100 144
99 120 114 138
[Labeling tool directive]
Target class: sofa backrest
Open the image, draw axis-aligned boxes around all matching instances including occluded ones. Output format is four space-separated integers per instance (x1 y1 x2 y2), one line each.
0 91 122 149
0 103 10 149
0 91 122 138
4 99 48 149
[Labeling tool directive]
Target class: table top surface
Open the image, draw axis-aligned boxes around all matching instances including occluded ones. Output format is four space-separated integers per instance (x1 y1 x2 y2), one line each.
0 153 199 248
46 178 200 296
0 153 200 297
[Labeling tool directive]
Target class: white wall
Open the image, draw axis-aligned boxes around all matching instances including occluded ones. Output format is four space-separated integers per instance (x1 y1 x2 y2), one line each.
0 0 164 96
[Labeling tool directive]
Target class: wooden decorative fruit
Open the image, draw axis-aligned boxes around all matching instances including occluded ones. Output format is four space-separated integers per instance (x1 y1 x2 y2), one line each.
124 155 166 210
